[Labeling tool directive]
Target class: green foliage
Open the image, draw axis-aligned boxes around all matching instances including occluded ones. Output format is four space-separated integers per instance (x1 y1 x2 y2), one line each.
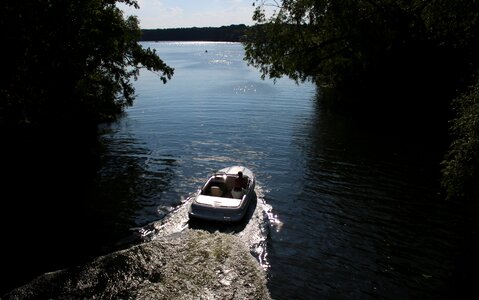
0 0 173 129
243 0 478 90
441 76 479 201
245 0 357 84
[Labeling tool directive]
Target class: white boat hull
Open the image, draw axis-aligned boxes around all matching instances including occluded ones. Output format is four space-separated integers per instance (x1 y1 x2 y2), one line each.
188 166 256 222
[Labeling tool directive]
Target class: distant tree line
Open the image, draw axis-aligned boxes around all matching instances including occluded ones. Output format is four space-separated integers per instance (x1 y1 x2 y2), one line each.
140 24 247 42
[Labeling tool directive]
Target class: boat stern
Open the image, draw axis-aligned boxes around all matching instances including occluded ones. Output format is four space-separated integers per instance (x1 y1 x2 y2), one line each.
188 195 247 222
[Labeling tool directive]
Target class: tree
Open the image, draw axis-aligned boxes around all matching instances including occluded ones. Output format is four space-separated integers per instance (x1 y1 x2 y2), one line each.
0 0 173 132
244 0 479 201
441 75 479 201
0 2 174 293
243 0 478 115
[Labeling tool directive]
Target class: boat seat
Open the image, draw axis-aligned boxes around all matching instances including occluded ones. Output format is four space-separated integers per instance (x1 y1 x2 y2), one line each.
210 186 223 197
225 176 236 192
231 188 244 199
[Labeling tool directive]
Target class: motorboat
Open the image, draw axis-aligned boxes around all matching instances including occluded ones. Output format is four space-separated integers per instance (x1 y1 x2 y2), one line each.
188 166 256 222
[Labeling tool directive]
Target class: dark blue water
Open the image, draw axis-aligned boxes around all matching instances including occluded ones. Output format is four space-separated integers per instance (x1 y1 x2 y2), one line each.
3 42 468 299
97 42 465 299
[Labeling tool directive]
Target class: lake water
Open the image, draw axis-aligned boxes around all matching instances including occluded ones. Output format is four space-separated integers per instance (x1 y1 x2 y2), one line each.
2 42 471 299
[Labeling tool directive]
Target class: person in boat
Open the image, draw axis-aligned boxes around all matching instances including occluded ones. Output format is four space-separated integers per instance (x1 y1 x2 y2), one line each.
232 171 248 199
234 171 248 191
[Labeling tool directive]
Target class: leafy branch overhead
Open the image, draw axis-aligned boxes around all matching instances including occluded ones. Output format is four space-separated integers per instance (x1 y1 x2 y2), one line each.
1 0 174 128
244 0 478 89
243 0 479 201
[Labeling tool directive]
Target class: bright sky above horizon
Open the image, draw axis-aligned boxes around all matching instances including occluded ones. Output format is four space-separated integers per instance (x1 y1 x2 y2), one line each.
118 0 259 29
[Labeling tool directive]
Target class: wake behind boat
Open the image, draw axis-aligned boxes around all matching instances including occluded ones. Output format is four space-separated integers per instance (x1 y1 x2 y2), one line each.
188 166 256 222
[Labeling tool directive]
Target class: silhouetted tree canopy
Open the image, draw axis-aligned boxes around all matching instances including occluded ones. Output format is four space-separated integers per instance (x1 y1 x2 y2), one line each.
0 2 173 293
244 0 477 90
441 74 479 201
1 0 173 133
244 0 478 118
243 0 479 201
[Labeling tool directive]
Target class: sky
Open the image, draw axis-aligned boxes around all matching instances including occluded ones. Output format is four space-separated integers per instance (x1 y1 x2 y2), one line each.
117 0 259 29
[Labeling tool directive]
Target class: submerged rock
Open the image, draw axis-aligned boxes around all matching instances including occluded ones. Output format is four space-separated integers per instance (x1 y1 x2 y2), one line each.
3 230 271 300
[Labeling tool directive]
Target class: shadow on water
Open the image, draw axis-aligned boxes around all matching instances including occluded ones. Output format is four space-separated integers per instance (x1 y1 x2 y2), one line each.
0 125 176 295
265 89 469 299
187 192 258 234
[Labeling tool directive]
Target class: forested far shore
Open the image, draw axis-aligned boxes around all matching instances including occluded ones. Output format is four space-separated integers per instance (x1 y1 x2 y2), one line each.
140 24 247 42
